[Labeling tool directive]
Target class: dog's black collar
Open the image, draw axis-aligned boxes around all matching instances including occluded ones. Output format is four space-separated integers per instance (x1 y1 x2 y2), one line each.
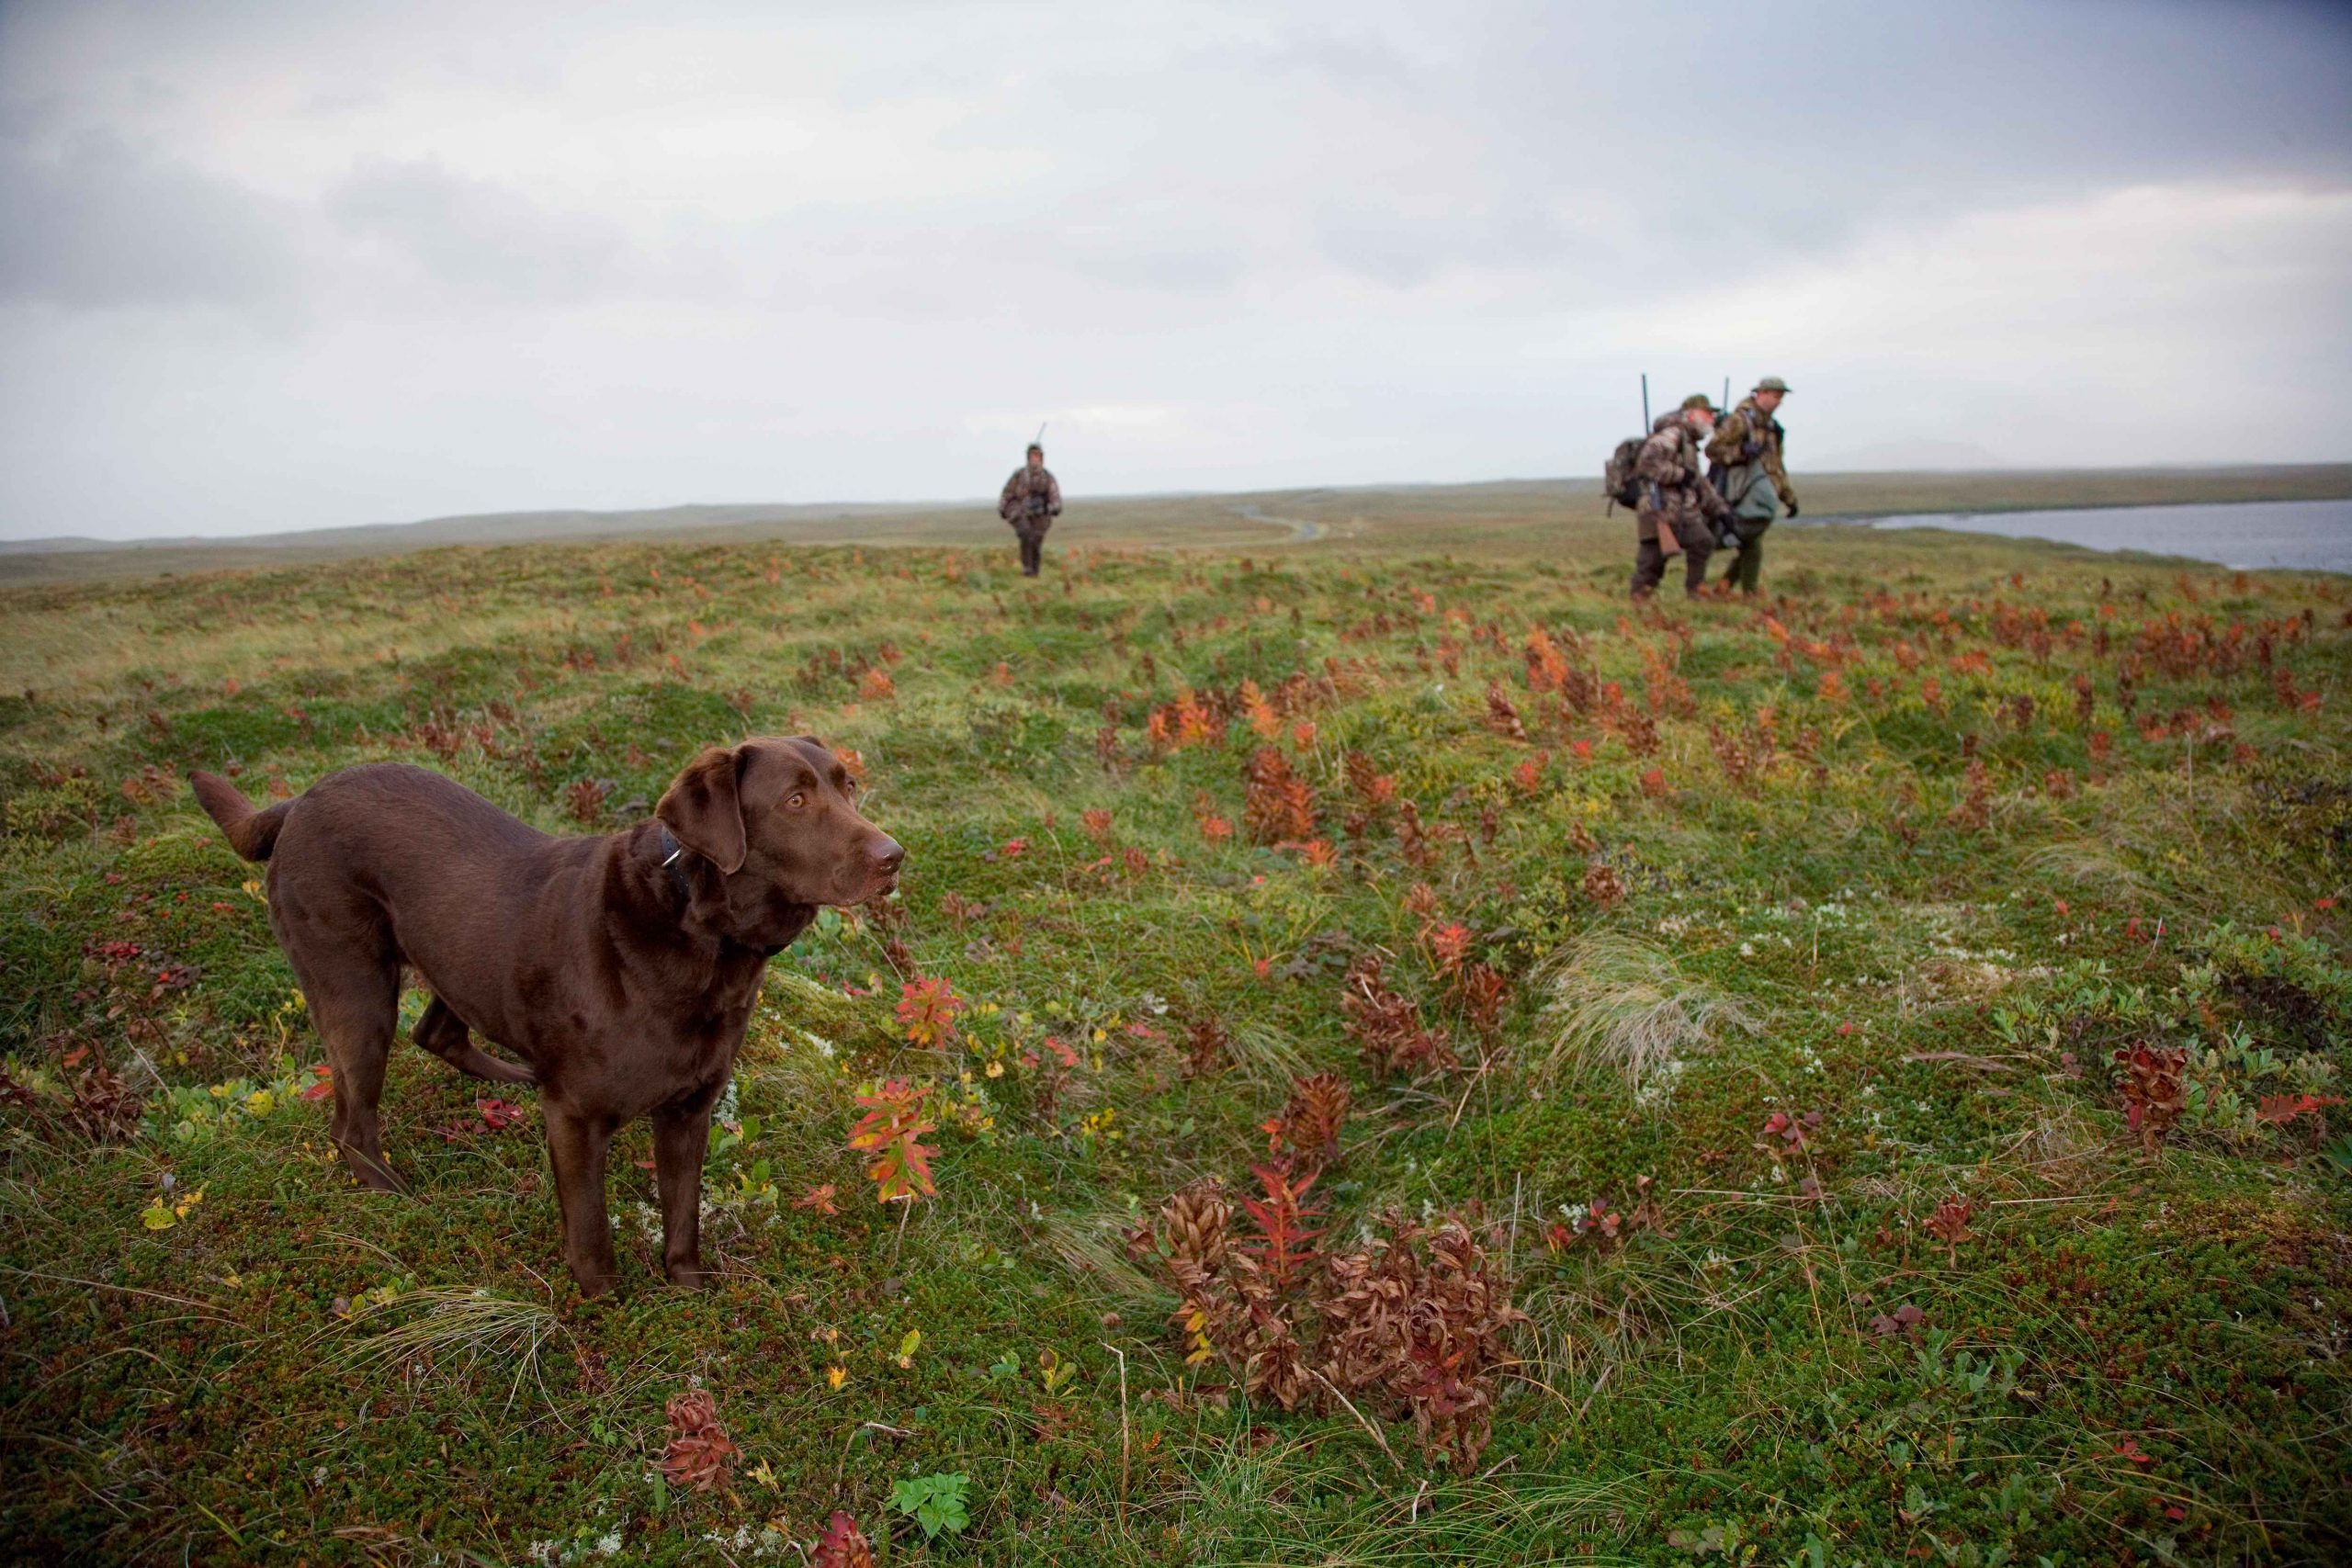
652 824 695 904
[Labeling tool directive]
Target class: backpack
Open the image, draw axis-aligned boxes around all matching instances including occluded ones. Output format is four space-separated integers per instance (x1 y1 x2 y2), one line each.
1604 434 1648 511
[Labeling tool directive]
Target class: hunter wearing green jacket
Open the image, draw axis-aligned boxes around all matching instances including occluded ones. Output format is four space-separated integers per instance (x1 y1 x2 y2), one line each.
1707 377 1798 596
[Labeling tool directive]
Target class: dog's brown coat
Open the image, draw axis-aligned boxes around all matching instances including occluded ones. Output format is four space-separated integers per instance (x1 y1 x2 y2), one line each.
190 737 901 1295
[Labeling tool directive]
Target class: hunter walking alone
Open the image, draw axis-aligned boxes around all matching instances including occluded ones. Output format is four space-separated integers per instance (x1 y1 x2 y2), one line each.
999 442 1062 577
1707 377 1798 596
1631 394 1733 600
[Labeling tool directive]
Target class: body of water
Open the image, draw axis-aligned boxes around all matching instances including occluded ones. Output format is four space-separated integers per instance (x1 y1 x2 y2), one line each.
1827 498 2352 573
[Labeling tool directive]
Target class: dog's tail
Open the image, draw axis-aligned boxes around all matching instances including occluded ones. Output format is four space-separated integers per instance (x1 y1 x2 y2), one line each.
189 771 292 863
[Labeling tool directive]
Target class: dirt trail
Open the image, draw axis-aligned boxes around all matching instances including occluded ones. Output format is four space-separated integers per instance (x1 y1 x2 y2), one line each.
1235 504 1326 543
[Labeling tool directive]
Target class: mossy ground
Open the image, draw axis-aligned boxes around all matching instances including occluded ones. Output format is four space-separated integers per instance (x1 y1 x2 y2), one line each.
2 523 2347 1564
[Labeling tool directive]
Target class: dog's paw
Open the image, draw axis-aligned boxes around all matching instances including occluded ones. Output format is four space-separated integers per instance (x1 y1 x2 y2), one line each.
570 1267 619 1300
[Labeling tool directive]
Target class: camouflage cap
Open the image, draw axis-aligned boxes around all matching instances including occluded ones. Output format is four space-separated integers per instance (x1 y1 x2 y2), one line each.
1679 393 1718 414
1026 443 1044 455
1754 376 1792 393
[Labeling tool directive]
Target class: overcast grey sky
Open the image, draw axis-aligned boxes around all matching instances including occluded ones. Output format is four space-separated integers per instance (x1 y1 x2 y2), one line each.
3 0 2348 541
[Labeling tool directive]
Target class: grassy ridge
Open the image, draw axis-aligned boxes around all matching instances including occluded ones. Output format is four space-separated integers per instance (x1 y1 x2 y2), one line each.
1 525 2348 1564
5 463 2348 583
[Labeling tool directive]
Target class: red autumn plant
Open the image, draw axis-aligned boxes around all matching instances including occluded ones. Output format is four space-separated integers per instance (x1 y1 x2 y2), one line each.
1450 961 1510 1044
1238 1160 1326 1292
657 1388 738 1495
1924 1196 1977 1264
1544 1176 1665 1253
1708 721 1776 787
1317 1214 1528 1474
563 776 610 824
812 1511 877 1568
1239 678 1282 739
1341 751 1397 833
2113 1043 2188 1153
1485 682 1528 740
1758 1109 1824 1151
1947 759 1992 830
1870 1302 1928 1340
1343 955 1455 1081
1139 1176 1523 1472
1264 1071 1351 1171
1148 687 1226 748
1523 626 1572 694
1182 1015 1231 1079
1394 800 1436 868
1243 747 1317 843
2255 1092 2343 1131
847 1079 939 1203
895 976 963 1048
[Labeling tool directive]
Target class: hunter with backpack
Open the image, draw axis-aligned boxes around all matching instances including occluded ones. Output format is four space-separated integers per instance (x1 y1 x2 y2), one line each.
1609 393 1732 600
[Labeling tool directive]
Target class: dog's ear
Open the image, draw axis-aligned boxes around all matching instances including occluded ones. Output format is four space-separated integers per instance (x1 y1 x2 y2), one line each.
657 745 747 874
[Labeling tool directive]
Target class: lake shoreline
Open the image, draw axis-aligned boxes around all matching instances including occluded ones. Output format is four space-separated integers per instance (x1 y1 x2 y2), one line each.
1795 497 2352 574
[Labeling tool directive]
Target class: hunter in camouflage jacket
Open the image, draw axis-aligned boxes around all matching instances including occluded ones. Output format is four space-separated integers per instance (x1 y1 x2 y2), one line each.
999 463 1062 531
1635 412 1731 545
1706 398 1797 513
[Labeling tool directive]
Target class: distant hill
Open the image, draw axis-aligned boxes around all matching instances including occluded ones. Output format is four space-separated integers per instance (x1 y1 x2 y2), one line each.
1808 438 2007 471
0 500 948 558
5 465 2349 584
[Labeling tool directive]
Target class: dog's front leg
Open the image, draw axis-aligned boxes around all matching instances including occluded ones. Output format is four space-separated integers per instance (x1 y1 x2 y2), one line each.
652 1100 716 1289
545 1106 620 1297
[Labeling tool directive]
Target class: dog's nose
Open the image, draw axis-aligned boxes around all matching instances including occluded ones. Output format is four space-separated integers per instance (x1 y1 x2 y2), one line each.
871 838 906 876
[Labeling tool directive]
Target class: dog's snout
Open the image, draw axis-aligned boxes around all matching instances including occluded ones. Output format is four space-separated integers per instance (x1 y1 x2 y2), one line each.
871 837 906 875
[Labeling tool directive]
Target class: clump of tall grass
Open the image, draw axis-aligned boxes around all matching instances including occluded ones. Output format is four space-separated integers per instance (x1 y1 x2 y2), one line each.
1531 932 1756 1100
328 1287 565 1411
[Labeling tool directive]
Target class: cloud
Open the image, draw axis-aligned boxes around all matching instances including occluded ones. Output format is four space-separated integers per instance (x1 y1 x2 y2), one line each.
322 156 641 303
0 0 2347 538
0 130 300 308
1639 180 2352 463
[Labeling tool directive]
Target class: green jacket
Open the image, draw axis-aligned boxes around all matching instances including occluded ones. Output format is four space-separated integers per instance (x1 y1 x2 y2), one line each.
1706 399 1796 510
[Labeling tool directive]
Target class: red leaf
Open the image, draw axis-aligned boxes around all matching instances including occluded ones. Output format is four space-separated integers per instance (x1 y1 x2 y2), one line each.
813 1511 877 1568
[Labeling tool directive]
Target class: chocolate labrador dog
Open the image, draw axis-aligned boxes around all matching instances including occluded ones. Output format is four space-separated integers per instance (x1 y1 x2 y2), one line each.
190 737 901 1296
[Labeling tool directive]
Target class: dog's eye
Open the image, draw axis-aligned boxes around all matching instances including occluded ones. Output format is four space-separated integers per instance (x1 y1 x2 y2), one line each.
786 792 807 810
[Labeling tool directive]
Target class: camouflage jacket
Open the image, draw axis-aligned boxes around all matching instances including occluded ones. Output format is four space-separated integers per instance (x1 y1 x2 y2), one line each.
999 465 1062 526
1706 398 1796 508
1634 413 1730 543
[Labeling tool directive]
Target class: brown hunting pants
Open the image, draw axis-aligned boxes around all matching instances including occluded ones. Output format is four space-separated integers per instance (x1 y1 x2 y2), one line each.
1631 529 1713 599
1012 519 1050 576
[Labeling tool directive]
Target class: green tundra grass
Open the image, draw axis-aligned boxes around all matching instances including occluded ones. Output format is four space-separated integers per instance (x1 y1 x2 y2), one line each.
1 515 2346 1565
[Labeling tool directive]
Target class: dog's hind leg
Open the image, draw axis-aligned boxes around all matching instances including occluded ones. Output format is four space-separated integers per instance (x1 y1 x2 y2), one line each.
413 995 537 1085
277 902 412 1194
282 934 409 1194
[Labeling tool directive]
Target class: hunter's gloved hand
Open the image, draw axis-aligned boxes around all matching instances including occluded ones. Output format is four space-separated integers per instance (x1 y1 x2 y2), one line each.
1786 500 1801 519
